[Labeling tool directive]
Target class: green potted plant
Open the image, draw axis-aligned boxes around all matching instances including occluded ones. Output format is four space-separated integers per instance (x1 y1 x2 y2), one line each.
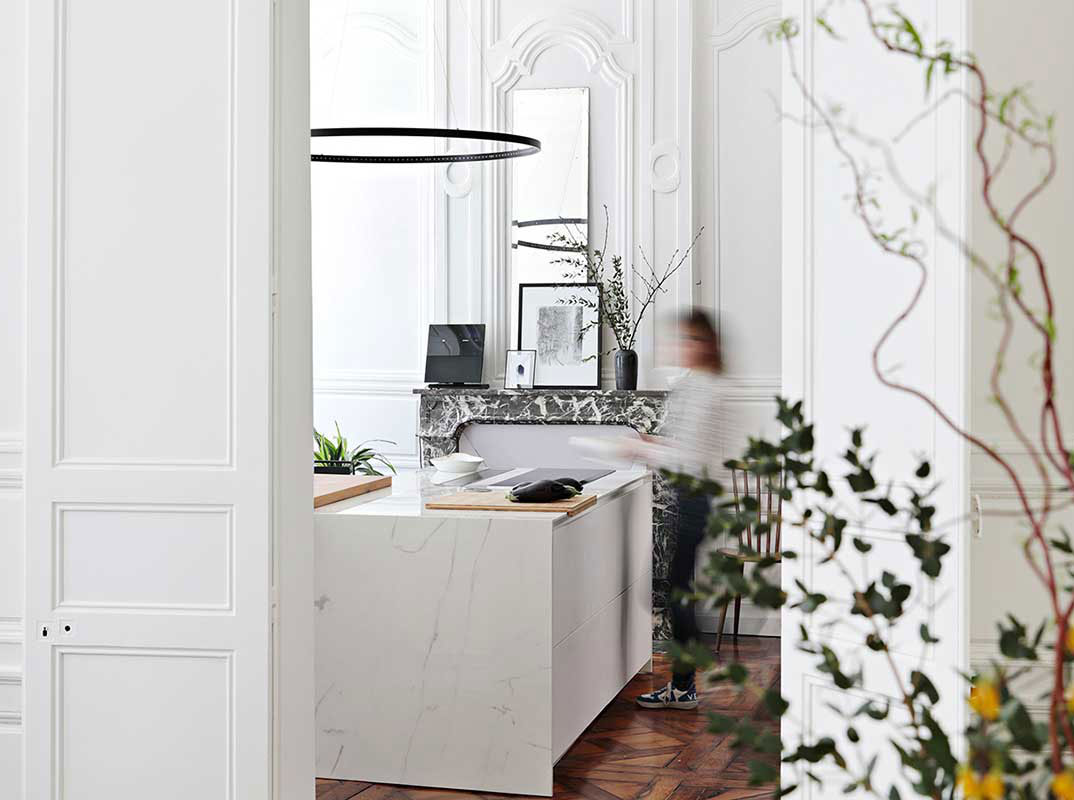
313 422 397 476
550 207 703 390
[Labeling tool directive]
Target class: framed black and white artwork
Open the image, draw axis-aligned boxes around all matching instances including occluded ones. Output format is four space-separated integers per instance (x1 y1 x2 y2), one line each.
504 350 536 389
517 282 601 389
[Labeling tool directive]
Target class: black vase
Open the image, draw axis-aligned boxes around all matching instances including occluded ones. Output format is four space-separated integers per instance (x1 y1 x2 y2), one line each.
614 349 638 390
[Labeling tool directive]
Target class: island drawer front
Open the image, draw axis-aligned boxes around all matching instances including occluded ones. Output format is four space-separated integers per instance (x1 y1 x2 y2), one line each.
551 571 653 761
551 478 653 645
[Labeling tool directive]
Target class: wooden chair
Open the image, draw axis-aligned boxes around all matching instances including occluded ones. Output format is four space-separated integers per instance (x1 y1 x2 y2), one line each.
716 463 784 652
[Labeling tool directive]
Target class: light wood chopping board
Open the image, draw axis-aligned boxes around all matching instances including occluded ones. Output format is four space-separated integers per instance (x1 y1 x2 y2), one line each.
424 491 597 516
314 474 392 508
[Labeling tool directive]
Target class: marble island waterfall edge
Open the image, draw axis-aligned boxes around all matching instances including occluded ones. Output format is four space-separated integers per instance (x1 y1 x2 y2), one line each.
415 388 675 641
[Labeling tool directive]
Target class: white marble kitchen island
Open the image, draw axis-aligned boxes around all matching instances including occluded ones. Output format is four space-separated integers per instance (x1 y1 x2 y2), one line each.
314 469 653 796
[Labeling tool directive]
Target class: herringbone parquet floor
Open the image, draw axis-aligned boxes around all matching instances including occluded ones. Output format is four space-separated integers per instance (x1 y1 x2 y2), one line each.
316 636 779 800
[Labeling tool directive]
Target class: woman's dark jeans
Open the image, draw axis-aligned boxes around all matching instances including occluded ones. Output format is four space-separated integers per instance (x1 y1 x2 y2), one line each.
670 487 709 688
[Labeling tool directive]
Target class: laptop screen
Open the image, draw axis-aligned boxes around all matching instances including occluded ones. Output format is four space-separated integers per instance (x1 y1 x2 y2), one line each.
424 324 485 384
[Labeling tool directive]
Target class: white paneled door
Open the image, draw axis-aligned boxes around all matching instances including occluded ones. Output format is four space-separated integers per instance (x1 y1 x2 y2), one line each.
25 1 311 798
781 0 968 796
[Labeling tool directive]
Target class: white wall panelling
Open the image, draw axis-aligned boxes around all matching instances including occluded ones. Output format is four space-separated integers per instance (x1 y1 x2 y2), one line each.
311 0 437 469
310 0 784 471
313 2 774 390
53 0 234 468
54 505 234 614
0 0 27 792
310 0 709 451
23 0 313 798
781 0 969 795
485 8 635 385
965 0 1074 711
695 0 783 638
694 0 781 377
56 648 232 795
0 618 21 757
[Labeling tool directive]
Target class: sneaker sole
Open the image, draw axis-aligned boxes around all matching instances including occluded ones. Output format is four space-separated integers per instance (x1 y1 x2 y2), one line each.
635 698 699 710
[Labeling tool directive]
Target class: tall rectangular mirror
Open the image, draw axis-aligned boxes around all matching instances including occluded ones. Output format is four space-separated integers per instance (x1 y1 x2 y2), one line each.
509 87 590 339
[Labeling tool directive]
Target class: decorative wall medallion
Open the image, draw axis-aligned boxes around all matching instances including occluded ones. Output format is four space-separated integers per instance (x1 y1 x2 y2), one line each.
442 158 473 198
649 139 681 193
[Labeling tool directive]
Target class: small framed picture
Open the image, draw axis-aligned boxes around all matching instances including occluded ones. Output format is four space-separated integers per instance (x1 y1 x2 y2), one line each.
504 349 536 389
518 282 602 389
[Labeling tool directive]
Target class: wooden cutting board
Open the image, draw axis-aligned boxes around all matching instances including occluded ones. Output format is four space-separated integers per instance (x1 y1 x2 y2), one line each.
314 474 392 508
424 491 597 516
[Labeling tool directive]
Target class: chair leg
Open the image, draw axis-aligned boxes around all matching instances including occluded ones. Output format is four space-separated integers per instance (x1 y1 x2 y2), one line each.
733 594 742 641
716 602 729 653
732 561 744 641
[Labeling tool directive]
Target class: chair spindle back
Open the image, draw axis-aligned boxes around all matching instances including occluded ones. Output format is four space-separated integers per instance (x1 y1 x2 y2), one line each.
729 463 784 555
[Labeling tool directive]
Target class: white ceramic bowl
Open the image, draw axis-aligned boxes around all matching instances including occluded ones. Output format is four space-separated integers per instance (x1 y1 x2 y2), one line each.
430 453 485 474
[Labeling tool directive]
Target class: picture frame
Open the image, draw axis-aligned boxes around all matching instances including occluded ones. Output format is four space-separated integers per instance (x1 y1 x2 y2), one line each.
504 349 537 389
517 282 602 389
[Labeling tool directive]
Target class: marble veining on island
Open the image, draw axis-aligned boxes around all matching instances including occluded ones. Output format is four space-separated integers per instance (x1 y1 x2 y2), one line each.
415 388 674 640
314 470 653 795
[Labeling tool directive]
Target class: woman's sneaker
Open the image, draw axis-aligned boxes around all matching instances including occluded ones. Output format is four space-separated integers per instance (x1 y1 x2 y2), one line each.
635 680 698 710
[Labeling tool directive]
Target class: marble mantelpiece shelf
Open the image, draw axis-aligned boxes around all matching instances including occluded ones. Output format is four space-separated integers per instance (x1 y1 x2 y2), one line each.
415 386 675 640
413 388 668 396
415 388 671 448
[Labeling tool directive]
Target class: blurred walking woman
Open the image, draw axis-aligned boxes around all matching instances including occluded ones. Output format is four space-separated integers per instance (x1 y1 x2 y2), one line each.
632 309 726 710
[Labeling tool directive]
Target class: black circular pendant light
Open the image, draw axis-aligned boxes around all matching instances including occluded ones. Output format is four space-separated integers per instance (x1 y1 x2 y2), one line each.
311 2 539 166
310 127 541 164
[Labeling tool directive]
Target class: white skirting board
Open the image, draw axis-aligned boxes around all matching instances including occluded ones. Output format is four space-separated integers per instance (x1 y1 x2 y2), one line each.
692 542 781 638
696 606 780 638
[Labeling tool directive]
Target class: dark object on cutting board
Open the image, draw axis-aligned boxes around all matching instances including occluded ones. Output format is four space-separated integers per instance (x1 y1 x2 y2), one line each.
507 479 582 503
554 477 583 493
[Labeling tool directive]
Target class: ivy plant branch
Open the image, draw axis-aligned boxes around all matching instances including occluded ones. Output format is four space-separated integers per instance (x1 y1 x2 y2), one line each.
664 402 957 797
780 4 1074 775
771 3 1074 787
777 18 1058 594
659 3 1074 798
855 1 1070 492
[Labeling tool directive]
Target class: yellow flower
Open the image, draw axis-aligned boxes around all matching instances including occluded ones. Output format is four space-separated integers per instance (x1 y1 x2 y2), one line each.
957 765 981 799
979 770 1003 800
1067 687 1074 715
969 680 1000 721
1067 626 1074 654
1053 771 1074 800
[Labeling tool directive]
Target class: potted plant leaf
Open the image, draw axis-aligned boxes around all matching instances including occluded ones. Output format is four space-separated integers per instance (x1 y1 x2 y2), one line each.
550 206 703 390
314 422 397 476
